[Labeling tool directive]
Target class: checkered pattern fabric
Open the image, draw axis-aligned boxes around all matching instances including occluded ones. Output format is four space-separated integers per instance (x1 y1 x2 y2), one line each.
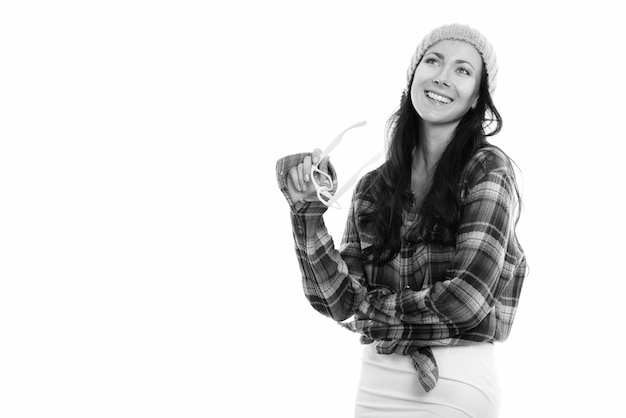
276 146 527 392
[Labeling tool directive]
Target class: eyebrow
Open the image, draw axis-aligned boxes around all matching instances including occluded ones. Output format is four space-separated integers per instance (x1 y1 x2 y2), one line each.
425 51 477 70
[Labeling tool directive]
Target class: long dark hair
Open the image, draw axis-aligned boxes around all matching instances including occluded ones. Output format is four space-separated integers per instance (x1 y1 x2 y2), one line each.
361 65 513 264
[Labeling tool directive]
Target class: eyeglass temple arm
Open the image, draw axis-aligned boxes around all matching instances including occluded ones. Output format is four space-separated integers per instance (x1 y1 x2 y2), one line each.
320 120 367 160
325 151 382 208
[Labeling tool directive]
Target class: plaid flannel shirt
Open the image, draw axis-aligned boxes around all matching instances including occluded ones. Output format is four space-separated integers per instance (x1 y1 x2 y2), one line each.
276 146 527 392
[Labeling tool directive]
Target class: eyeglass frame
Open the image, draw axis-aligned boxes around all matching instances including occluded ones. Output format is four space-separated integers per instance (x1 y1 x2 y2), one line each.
310 121 382 209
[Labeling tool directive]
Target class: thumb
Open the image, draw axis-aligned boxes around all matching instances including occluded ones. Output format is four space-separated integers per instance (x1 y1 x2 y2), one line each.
319 155 330 174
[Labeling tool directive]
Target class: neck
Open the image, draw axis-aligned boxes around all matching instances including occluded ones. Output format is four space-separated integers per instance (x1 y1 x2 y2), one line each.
413 121 457 173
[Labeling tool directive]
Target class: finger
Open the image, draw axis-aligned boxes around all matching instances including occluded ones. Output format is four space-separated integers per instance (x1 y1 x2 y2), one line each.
288 166 301 192
319 155 330 174
302 155 312 183
297 162 305 192
312 148 323 165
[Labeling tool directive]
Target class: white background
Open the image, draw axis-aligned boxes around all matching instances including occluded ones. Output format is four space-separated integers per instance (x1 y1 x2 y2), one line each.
1 1 624 417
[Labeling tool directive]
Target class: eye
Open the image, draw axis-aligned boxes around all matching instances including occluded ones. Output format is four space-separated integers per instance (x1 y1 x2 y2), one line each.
457 67 471 76
424 57 440 66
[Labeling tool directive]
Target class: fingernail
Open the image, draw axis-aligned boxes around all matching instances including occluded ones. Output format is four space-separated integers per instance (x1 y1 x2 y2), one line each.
304 174 309 182
312 156 318 164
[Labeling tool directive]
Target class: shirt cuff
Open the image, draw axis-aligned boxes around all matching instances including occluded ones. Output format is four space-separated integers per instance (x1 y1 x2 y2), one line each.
275 152 337 216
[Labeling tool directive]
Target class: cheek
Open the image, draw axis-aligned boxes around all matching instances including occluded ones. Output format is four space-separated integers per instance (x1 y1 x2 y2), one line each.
409 70 428 102
469 74 482 98
460 79 480 105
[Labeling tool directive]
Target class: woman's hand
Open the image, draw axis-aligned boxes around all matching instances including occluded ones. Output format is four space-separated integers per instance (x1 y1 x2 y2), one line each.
286 148 329 203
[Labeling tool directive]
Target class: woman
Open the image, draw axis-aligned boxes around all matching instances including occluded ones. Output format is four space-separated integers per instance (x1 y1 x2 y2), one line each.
276 23 527 417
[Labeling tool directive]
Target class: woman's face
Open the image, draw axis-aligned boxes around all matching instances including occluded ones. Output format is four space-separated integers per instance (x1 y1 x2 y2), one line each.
410 40 483 127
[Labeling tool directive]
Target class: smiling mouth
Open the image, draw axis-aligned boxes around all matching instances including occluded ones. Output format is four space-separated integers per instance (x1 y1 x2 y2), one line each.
425 90 454 104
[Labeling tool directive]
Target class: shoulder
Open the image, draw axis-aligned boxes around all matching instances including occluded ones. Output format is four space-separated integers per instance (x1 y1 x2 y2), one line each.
472 145 512 172
462 145 514 186
458 146 521 203
348 165 383 214
354 165 382 195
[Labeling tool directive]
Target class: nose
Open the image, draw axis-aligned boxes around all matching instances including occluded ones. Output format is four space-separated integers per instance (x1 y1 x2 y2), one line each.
433 76 450 88
432 67 451 88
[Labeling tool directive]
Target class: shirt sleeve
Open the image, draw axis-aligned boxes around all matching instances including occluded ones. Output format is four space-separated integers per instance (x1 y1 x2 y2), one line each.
353 157 520 339
276 153 368 322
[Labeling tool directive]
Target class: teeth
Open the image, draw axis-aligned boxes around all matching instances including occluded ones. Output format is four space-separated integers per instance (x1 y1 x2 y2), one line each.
426 91 453 104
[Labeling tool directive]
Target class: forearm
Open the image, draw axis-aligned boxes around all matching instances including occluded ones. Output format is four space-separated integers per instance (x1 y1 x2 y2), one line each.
277 152 367 322
345 299 499 343
361 271 496 332
292 208 365 321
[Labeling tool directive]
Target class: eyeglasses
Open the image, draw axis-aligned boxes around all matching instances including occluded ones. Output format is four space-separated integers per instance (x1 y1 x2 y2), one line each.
311 121 382 209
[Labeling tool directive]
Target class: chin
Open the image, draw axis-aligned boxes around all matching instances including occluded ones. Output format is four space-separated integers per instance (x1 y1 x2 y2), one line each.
416 106 465 127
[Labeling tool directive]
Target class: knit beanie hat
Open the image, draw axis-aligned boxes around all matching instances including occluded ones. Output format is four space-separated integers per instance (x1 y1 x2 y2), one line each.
405 23 498 96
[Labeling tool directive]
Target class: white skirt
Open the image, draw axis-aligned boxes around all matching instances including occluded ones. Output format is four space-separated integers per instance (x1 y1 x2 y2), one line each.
355 343 501 418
